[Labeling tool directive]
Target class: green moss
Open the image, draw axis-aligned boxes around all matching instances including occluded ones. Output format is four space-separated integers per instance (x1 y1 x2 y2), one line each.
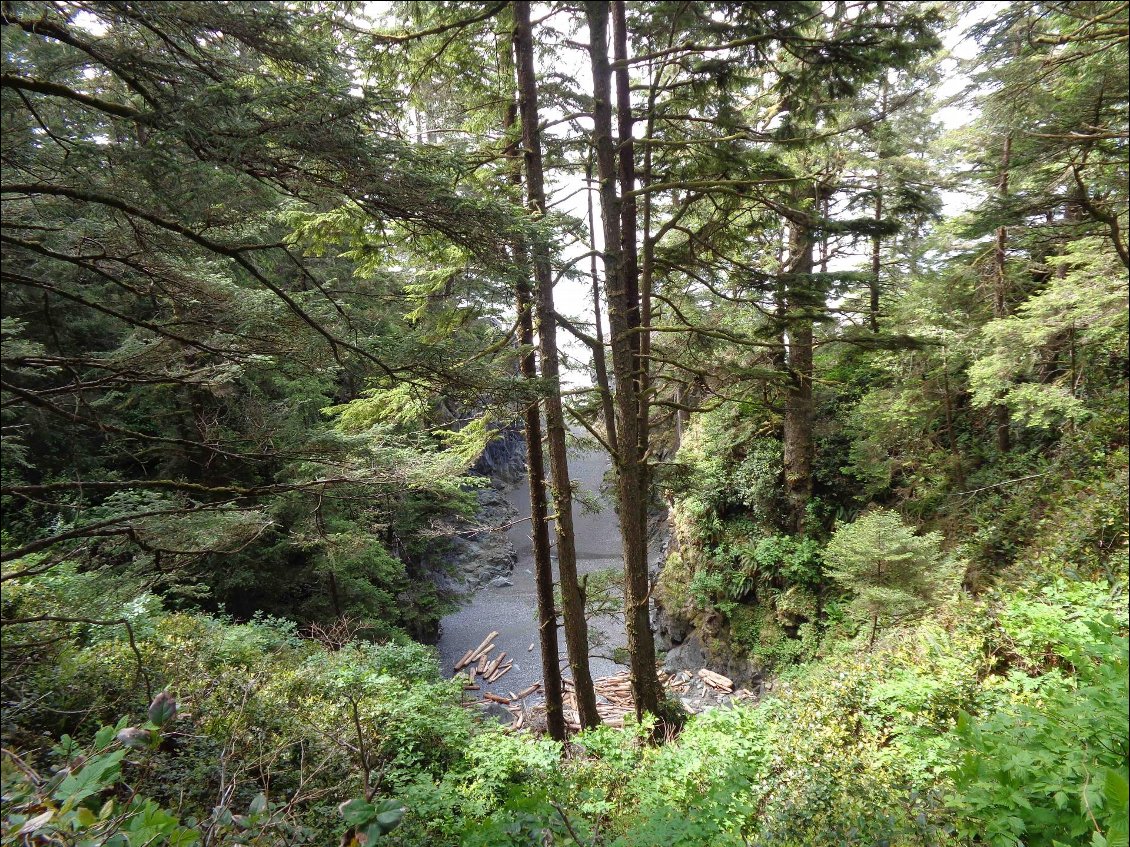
656 549 692 615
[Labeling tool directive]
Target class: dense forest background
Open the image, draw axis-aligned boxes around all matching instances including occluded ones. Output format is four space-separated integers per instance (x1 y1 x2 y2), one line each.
1 1 1127 845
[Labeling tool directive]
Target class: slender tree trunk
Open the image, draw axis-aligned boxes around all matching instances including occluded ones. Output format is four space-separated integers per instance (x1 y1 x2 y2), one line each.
586 153 619 455
941 345 965 487
514 0 599 730
870 183 882 333
516 259 568 742
613 0 641 369
993 132 1012 453
869 81 888 333
613 0 652 652
586 0 662 720
502 18 566 742
783 191 816 535
820 193 830 275
328 570 342 617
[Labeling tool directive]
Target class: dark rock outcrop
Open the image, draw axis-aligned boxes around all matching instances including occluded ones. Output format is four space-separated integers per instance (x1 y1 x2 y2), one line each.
428 487 519 595
471 424 527 487
659 628 765 690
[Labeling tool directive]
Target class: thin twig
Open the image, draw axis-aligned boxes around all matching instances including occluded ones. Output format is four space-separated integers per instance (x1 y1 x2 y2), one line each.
948 472 1051 497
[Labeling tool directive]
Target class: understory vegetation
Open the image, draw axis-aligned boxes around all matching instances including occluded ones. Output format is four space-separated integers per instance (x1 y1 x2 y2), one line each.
2 1 1127 845
3 531 1126 846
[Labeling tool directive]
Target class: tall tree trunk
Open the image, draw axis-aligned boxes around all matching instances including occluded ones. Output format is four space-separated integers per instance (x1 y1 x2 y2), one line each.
783 191 816 535
516 251 568 742
870 182 882 333
502 16 566 742
612 0 654 670
586 153 619 455
819 192 830 275
869 80 888 333
514 0 600 730
941 345 965 487
613 0 641 369
586 0 662 720
993 132 1012 453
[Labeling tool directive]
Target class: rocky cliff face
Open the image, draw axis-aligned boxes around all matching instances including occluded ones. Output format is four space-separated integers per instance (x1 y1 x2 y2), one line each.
652 514 768 691
471 424 527 486
654 602 766 690
427 487 519 596
422 423 528 607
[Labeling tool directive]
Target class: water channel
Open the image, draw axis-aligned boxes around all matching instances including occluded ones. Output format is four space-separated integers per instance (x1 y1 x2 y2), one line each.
436 442 628 699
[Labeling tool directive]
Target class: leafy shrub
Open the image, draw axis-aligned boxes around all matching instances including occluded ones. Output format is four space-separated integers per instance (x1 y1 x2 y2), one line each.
733 534 824 589
948 631 1129 847
1 698 199 847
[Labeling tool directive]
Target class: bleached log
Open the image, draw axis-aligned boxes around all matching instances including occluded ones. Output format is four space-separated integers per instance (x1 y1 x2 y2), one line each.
469 631 499 659
697 669 734 691
487 661 512 684
483 651 508 679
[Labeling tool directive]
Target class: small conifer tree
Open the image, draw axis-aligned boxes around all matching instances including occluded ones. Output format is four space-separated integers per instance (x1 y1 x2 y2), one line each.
825 509 956 648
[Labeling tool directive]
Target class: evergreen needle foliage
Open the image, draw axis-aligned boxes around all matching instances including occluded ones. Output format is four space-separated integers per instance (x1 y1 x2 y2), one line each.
825 509 958 646
2 1 1127 845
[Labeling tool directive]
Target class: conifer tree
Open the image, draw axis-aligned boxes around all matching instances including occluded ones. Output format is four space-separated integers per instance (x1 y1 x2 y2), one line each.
824 509 955 648
513 0 600 731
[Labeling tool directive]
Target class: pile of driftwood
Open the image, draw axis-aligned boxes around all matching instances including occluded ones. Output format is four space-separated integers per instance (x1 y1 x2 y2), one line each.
456 634 758 731
662 668 758 702
697 668 734 693
660 667 733 693
453 630 515 688
561 671 636 730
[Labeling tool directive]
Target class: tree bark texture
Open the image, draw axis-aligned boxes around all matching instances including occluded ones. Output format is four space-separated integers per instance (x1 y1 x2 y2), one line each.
870 182 883 333
586 153 619 455
503 14 566 742
613 0 653 669
514 0 600 730
783 192 816 535
586 0 663 720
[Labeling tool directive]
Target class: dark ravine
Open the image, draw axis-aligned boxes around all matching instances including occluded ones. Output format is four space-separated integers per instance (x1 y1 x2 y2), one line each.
435 429 767 713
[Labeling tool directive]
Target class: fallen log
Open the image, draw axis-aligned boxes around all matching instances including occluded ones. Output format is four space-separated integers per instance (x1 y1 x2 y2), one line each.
487 661 512 684
468 631 499 662
483 691 512 704
514 683 541 700
471 642 495 665
454 649 476 671
483 652 507 679
697 669 734 691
